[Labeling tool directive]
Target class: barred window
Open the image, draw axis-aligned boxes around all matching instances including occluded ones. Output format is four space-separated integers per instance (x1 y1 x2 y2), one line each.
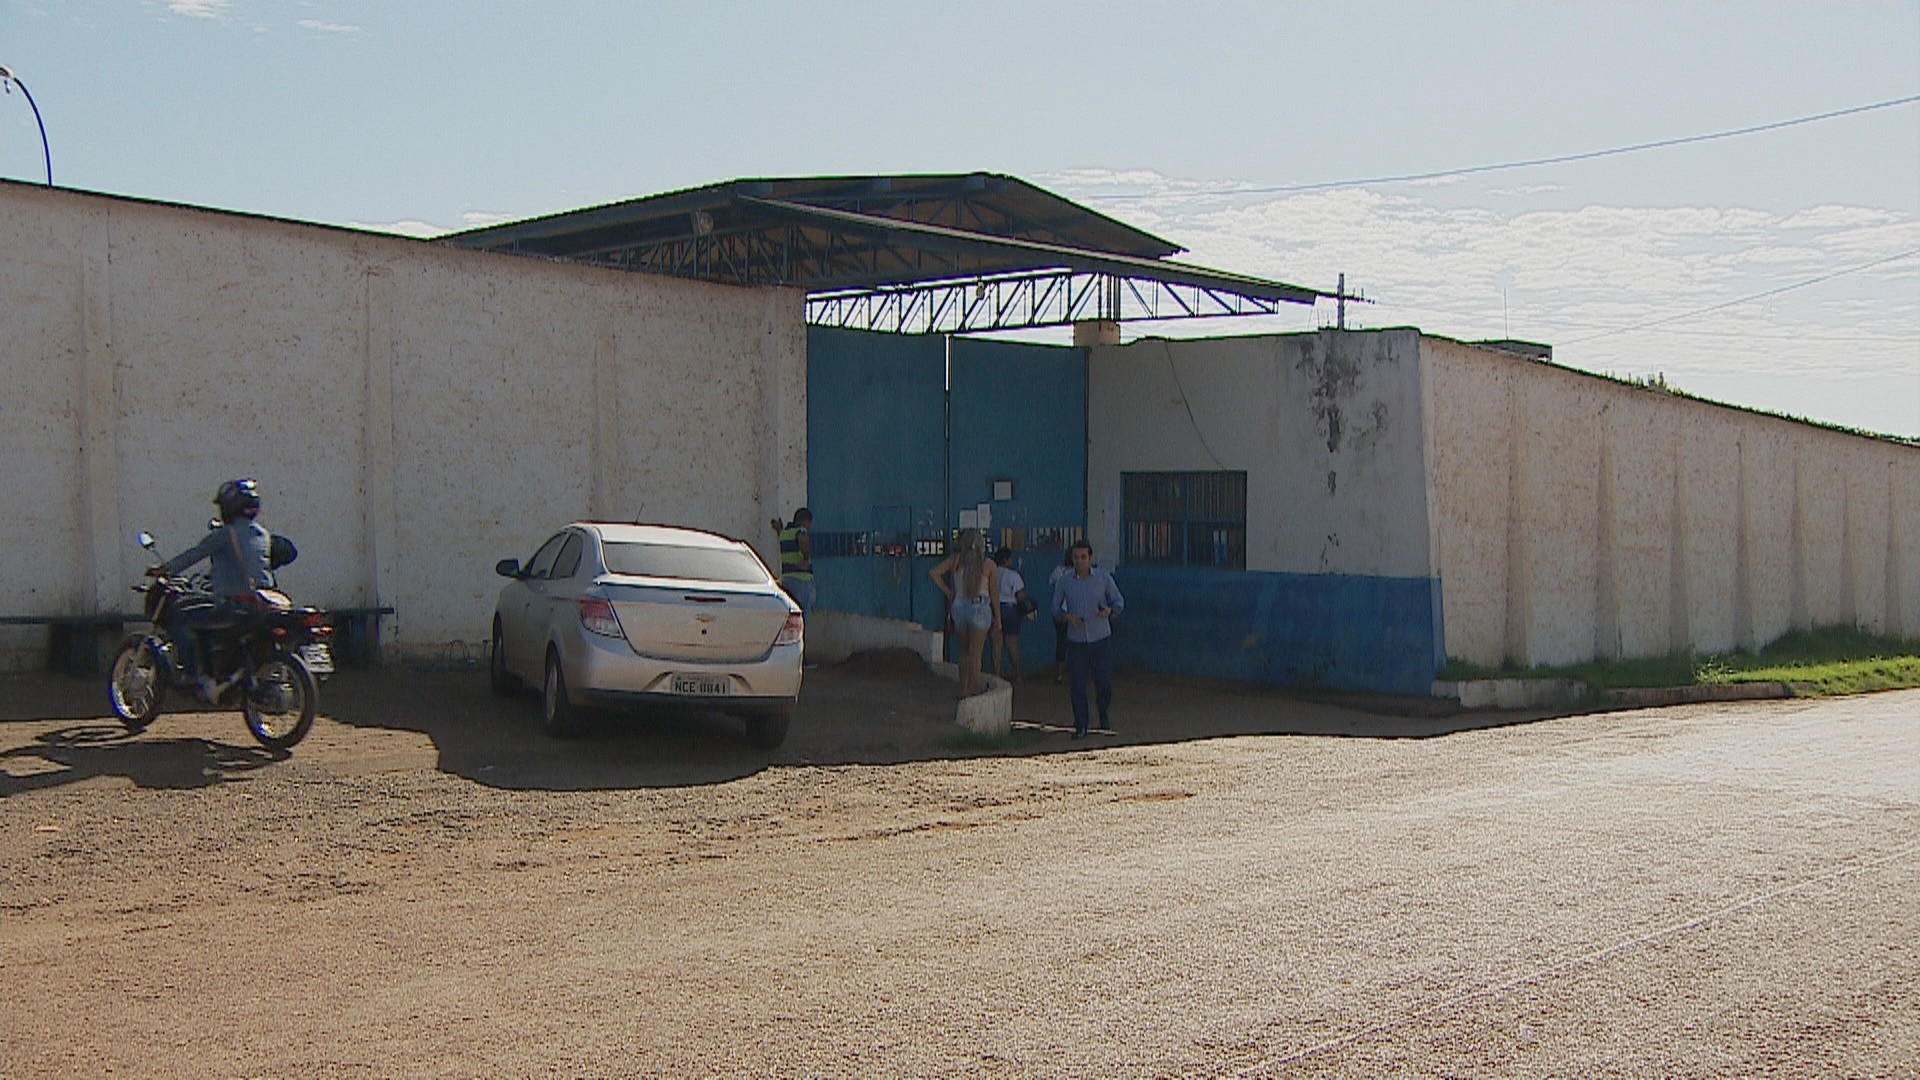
1122 471 1246 570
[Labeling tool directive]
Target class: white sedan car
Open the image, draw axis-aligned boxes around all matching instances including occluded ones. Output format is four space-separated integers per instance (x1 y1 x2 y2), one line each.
489 522 803 746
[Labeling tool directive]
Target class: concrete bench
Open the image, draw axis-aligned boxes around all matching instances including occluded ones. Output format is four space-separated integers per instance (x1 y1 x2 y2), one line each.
326 606 395 667
0 605 395 674
0 613 145 676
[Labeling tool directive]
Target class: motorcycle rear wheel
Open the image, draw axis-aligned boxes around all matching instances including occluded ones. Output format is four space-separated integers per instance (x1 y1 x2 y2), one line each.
243 654 317 751
108 636 165 732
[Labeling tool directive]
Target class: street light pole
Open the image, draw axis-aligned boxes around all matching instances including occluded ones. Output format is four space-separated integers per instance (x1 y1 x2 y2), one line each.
0 65 53 185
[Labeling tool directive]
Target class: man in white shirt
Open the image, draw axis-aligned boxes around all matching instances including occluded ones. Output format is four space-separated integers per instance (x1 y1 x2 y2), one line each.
1051 539 1125 739
989 547 1032 684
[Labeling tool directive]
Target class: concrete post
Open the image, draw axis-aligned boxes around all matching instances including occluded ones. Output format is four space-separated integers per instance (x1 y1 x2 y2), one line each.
1888 464 1906 638
1502 379 1530 665
1733 438 1755 651
1593 432 1619 659
78 213 122 617
361 267 400 660
1072 321 1120 347
591 321 617 519
1667 436 1691 655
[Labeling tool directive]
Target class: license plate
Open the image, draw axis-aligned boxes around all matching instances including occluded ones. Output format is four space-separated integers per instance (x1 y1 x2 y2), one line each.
671 673 731 695
297 643 335 675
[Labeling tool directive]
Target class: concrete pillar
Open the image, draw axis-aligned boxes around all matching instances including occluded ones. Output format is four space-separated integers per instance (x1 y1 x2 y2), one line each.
78 213 122 615
760 291 807 551
1593 432 1619 659
590 321 617 519
1733 438 1754 650
1072 320 1120 347
1667 436 1691 655
1841 471 1858 628
1502 379 1530 665
362 267 399 659
1789 455 1809 630
1888 464 1906 638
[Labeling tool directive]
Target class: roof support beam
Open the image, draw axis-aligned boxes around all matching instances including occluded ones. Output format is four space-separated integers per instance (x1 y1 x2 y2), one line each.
806 270 1316 335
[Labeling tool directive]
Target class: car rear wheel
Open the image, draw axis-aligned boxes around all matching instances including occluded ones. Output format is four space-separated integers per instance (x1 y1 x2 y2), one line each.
742 709 791 749
489 618 519 697
542 649 582 738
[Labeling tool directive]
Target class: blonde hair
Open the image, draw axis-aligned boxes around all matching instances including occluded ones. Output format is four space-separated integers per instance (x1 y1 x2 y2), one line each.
956 528 986 598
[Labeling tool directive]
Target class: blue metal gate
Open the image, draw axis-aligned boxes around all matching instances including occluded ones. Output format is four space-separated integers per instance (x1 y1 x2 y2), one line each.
806 327 1086 638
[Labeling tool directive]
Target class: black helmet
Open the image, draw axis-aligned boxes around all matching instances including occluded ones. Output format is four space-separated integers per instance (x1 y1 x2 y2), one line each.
214 478 261 522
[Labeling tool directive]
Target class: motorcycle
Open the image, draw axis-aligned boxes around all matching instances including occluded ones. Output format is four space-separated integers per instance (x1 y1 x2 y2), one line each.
107 530 335 751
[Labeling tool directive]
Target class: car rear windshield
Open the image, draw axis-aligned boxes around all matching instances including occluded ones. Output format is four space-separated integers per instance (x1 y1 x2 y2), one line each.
601 541 769 584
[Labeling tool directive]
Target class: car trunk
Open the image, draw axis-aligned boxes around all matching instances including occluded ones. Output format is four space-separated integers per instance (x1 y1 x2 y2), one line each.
598 578 788 664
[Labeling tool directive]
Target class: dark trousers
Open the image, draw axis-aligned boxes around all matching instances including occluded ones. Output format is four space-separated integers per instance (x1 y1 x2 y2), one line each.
1064 636 1114 735
1053 616 1069 665
168 601 239 680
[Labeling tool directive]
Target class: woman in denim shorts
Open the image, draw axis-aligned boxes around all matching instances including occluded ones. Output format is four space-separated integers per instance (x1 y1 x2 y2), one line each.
928 528 1000 697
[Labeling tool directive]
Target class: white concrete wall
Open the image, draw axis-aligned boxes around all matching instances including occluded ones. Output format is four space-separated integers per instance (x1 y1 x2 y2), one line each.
806 610 941 666
0 182 807 669
1086 330 1434 576
1424 336 1920 667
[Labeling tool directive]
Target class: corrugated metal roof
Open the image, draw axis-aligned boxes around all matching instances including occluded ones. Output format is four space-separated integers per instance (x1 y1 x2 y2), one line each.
438 171 1326 327
441 172 1181 270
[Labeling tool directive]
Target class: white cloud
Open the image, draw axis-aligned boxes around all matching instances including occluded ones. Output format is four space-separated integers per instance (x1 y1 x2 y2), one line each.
1045 173 1920 434
348 219 447 239
297 19 361 34
347 212 517 238
166 0 230 17
1780 205 1903 230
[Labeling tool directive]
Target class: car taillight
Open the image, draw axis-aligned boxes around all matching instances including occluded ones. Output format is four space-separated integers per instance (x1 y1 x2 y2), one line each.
579 597 624 638
775 612 804 646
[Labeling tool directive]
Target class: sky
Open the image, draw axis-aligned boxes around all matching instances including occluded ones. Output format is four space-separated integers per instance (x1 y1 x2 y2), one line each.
3 0 1917 438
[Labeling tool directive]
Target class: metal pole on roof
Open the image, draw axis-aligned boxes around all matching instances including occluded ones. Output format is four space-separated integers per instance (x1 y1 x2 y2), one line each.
0 65 53 185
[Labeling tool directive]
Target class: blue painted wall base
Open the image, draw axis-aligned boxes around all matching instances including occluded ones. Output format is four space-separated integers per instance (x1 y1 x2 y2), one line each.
1106 566 1444 697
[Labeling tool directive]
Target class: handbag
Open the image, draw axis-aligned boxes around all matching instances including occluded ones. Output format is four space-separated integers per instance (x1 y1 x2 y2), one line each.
1015 593 1039 617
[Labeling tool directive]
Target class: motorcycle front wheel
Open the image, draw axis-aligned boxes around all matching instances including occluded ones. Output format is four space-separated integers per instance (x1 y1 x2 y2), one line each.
243 654 317 751
108 636 165 732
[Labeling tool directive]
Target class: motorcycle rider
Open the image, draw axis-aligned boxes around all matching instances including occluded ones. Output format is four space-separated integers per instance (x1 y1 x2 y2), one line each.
148 478 274 701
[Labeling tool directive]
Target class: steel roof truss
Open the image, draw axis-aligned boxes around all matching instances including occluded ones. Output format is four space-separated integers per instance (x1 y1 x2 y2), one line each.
806 271 1305 334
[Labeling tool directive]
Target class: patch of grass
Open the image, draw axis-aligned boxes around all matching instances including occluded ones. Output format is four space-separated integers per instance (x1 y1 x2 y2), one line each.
1720 657 1920 697
1441 626 1920 697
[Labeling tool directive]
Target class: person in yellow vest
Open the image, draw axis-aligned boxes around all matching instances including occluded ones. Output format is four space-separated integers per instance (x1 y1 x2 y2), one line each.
769 507 815 617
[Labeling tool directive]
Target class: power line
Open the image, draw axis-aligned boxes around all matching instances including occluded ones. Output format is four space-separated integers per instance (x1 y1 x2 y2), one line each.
1083 94 1920 201
1560 247 1920 345
1373 301 1920 344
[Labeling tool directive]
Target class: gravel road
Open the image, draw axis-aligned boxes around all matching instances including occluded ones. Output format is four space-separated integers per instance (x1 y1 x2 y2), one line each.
3 665 1915 1078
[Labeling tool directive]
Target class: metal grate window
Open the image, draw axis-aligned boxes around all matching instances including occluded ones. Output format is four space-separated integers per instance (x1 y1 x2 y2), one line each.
1123 471 1247 569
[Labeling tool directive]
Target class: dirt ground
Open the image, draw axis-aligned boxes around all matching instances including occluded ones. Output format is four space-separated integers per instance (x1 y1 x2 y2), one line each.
3 658 1915 1078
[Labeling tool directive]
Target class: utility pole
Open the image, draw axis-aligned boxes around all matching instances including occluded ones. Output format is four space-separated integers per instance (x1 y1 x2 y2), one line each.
1330 274 1368 330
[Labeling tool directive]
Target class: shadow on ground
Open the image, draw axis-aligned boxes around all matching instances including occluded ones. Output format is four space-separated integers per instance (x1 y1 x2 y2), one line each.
0 723 286 796
1 650 1559 794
